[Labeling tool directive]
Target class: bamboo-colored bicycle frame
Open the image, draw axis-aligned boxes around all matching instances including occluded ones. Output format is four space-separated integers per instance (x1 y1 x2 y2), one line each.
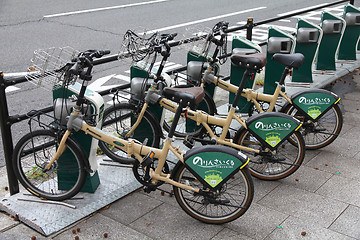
45 104 207 193
124 82 261 155
204 67 293 114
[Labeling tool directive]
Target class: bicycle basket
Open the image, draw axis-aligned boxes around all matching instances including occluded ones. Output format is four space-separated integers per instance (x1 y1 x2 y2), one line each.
181 25 211 56
26 47 79 91
118 29 158 63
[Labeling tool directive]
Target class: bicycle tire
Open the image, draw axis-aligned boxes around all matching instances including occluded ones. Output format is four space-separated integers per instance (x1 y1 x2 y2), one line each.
12 129 87 201
172 162 254 224
282 104 343 150
99 102 162 164
233 128 305 180
162 90 216 137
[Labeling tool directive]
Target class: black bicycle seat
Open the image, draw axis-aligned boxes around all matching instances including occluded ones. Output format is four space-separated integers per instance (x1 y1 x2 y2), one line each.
162 87 205 109
272 53 305 69
230 53 267 70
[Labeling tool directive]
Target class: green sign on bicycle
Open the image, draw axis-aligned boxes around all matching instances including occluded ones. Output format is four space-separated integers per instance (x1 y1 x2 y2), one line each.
293 92 338 120
185 151 246 190
247 113 300 149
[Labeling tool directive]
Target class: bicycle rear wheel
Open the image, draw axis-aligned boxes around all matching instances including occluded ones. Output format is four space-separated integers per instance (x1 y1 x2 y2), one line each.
12 129 87 201
99 102 162 164
234 129 305 180
282 104 343 149
172 163 254 224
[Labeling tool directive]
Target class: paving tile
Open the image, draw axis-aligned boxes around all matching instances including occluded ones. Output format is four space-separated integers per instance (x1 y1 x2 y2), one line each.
302 149 321 165
316 175 360 207
338 125 360 140
252 178 280 203
130 202 223 240
53 214 152 240
320 136 360 158
0 212 18 231
226 203 288 240
307 150 360 180
265 216 355 240
100 191 164 225
212 227 255 240
277 165 332 193
338 123 357 137
341 99 360 113
4 223 48 240
329 205 360 239
257 185 348 228
343 91 360 101
139 183 180 208
342 111 360 127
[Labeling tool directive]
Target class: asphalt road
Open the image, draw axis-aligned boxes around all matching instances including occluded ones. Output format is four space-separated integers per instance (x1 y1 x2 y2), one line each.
0 0 357 167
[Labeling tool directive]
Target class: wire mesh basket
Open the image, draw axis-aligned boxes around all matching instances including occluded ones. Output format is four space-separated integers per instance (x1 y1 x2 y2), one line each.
118 29 158 64
26 47 79 91
179 24 211 56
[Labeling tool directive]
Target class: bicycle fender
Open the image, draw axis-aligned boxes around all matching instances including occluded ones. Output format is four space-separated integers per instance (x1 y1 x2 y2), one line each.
283 89 341 121
246 112 302 151
181 145 249 191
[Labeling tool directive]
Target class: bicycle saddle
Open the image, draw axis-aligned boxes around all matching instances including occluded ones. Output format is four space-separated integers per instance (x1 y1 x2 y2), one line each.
272 53 305 69
230 53 267 70
162 87 205 109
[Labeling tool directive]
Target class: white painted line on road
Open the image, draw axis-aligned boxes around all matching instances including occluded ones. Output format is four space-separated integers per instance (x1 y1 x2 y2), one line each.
5 86 20 93
277 3 329 17
144 6 267 33
43 0 167 18
279 19 291 22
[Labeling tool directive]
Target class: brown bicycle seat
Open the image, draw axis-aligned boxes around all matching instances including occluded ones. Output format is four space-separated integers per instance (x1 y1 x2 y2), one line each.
231 53 267 70
162 86 205 109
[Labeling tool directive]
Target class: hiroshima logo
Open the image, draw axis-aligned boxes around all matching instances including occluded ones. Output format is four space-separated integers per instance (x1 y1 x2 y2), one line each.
192 156 235 169
254 121 291 131
298 96 331 105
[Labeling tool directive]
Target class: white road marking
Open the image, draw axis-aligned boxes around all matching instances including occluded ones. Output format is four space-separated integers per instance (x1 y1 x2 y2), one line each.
43 0 167 18
5 86 20 93
144 6 267 33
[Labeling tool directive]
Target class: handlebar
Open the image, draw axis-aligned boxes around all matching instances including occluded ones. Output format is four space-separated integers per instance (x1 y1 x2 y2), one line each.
64 49 111 81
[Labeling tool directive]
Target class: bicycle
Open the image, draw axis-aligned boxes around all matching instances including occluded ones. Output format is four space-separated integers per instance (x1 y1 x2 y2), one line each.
186 21 342 150
100 30 306 181
12 47 254 224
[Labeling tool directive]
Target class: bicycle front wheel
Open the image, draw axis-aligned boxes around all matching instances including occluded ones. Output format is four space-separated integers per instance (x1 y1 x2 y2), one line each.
282 104 343 149
173 163 254 224
99 102 162 164
234 129 305 180
12 129 87 201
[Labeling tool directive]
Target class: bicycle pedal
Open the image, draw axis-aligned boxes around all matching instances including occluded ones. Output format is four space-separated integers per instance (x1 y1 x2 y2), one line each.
143 184 157 193
183 135 195 149
141 151 155 167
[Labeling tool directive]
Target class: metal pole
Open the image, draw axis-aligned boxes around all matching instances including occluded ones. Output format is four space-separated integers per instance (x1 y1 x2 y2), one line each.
246 18 254 41
0 72 19 195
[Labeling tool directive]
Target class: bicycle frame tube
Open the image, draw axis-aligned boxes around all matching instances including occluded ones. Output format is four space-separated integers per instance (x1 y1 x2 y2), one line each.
206 70 293 113
124 102 150 138
158 98 259 154
51 112 202 193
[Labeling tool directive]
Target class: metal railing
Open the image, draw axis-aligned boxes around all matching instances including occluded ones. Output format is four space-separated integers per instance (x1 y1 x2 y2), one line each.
0 0 353 195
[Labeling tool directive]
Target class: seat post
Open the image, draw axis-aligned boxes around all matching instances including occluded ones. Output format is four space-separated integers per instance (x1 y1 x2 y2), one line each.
278 67 290 85
167 100 186 138
232 68 251 108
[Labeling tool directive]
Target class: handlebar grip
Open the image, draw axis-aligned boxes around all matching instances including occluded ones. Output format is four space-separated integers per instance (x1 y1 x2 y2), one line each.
168 33 177 41
99 50 111 56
